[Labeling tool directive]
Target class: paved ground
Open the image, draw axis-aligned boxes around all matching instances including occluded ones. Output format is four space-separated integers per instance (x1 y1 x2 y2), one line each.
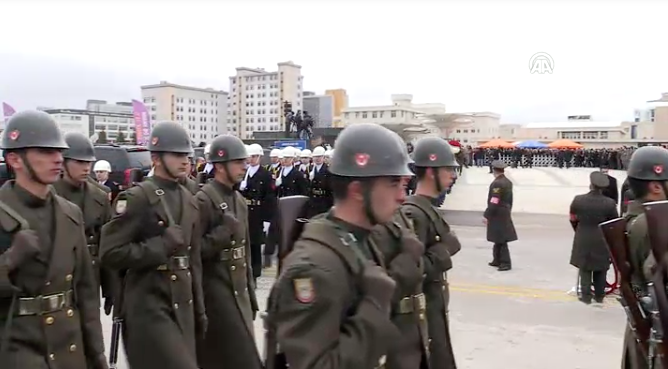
101 166 628 369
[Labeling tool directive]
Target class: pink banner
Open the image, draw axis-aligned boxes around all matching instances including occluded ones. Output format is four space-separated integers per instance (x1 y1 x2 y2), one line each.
2 102 15 119
131 99 151 145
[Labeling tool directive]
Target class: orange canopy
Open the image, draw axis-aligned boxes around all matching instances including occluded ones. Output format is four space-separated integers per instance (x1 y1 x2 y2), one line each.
479 139 514 148
548 139 583 149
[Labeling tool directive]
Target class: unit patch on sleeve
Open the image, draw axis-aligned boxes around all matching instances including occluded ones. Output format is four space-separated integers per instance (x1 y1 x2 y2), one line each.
293 278 315 303
115 199 127 214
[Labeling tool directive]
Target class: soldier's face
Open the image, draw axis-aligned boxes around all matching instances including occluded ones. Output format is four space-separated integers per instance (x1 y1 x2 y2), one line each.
282 157 294 166
369 177 405 223
249 155 261 166
95 170 109 182
301 156 309 163
65 160 92 183
8 148 64 184
270 157 279 164
313 156 324 165
226 159 247 183
160 153 189 178
438 168 456 188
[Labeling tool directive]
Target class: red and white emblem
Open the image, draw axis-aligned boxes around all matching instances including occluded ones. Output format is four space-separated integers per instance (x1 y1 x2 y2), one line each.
355 153 370 167
293 278 314 303
655 165 664 174
8 130 19 141
429 154 437 161
218 150 225 157
151 137 159 145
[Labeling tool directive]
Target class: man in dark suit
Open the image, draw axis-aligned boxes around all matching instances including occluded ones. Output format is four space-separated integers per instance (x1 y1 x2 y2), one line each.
93 159 120 201
599 165 619 205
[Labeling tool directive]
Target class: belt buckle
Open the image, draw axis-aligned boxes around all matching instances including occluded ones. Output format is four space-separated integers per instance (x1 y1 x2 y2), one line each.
174 256 189 269
233 247 244 260
415 293 426 311
398 296 412 313
42 293 65 313
246 199 251 205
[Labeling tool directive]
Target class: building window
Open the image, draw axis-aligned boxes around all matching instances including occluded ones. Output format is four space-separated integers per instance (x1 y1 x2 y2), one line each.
391 111 396 118
599 131 608 139
362 113 367 119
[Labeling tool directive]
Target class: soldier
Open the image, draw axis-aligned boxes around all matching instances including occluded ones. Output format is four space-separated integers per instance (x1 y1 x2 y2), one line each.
484 160 517 271
240 143 276 282
620 176 633 215
299 149 312 173
324 148 333 164
266 148 282 179
52 132 115 314
267 123 414 369
179 151 200 195
568 171 618 304
306 145 333 218
402 137 461 369
620 146 668 368
194 135 261 369
0 111 108 368
93 159 120 201
276 146 309 197
99 121 206 369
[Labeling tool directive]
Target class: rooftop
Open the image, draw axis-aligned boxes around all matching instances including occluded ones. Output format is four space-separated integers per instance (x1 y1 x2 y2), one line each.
141 81 227 94
522 121 624 129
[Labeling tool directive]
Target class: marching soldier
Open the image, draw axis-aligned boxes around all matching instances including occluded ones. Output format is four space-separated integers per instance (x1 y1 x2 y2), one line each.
276 146 309 197
620 146 668 368
568 172 618 304
484 160 517 271
299 149 312 173
194 135 262 369
266 148 282 179
0 110 108 368
99 121 206 369
324 148 333 165
263 148 283 269
306 145 333 218
402 137 462 369
267 123 416 369
52 132 115 314
179 151 200 195
240 143 276 282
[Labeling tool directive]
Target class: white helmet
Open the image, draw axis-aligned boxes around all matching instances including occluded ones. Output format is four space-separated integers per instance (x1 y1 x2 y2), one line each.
282 146 298 158
244 145 251 156
312 146 326 156
93 160 112 172
249 143 264 156
451 146 461 154
204 144 211 156
270 148 281 157
277 149 285 159
324 149 333 157
300 149 312 158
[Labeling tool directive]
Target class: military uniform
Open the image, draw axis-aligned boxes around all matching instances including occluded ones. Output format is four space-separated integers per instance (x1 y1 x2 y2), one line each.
370 211 429 369
194 135 262 369
240 163 275 280
402 137 462 369
0 111 107 369
265 123 414 369
485 161 517 271
179 176 200 195
568 172 618 303
99 122 205 369
307 160 333 218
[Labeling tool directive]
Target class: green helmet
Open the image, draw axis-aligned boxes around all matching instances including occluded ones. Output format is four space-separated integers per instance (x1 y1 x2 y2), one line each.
63 132 96 162
147 121 192 154
329 123 413 177
1 110 68 150
208 135 248 163
627 146 668 181
412 137 459 167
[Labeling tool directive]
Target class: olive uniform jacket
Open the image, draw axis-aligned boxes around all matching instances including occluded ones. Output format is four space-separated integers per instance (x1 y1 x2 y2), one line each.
99 181 205 369
0 182 106 369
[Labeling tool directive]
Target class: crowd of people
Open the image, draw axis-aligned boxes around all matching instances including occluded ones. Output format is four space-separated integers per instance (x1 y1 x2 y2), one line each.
463 146 637 169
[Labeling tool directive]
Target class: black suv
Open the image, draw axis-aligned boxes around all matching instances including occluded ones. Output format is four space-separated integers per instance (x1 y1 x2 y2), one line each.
93 144 152 190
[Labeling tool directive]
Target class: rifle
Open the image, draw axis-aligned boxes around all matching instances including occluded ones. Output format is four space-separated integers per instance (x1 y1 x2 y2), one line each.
642 200 668 366
599 217 650 357
263 195 310 369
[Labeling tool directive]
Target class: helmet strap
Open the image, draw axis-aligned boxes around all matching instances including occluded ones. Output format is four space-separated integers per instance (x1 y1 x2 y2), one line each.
158 153 179 180
19 151 50 186
433 167 443 194
361 182 379 226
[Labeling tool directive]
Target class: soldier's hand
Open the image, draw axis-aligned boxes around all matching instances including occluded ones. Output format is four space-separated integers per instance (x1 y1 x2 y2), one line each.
6 230 41 270
163 226 184 254
103 297 113 316
361 264 396 314
401 234 425 261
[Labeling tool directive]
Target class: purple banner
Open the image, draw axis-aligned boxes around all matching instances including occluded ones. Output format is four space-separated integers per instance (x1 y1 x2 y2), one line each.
2 102 16 119
131 99 151 145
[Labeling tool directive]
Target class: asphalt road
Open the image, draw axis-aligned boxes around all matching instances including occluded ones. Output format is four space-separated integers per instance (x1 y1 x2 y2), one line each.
101 211 625 369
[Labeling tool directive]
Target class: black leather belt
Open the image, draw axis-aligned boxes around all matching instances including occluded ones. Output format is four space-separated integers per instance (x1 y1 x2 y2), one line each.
220 246 245 261
396 293 426 314
312 189 326 196
18 290 74 316
246 199 262 206
157 256 190 271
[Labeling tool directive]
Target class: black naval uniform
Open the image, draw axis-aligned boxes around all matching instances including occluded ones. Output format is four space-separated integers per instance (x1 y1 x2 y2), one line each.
307 162 333 218
240 164 276 280
277 165 309 198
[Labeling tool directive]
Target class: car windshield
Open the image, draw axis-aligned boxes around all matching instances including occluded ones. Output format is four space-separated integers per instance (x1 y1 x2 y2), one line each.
127 150 151 169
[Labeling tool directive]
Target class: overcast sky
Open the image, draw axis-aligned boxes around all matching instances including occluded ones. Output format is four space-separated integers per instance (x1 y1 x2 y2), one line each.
0 1 666 124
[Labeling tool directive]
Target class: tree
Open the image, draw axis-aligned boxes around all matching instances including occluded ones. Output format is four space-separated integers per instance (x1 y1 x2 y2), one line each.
98 129 108 144
117 129 126 144
128 132 136 145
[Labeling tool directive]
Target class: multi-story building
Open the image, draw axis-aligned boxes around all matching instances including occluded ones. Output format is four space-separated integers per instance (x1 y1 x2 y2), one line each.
40 107 134 141
227 61 303 139
303 92 334 128
85 100 135 141
141 81 228 144
324 89 349 127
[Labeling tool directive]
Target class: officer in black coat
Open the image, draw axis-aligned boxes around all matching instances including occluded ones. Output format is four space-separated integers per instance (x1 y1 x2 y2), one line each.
239 144 275 281
599 165 619 205
568 171 618 304
484 160 517 271
306 146 333 218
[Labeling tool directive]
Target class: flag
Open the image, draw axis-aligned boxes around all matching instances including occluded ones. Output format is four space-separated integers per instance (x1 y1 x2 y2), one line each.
131 99 152 145
2 102 16 119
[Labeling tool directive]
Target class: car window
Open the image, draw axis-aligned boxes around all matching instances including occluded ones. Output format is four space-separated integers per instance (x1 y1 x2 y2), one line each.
127 150 152 169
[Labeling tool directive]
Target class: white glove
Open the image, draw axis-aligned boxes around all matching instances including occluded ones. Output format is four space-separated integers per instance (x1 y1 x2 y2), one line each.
239 180 247 191
309 170 315 181
263 222 270 234
275 176 282 187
